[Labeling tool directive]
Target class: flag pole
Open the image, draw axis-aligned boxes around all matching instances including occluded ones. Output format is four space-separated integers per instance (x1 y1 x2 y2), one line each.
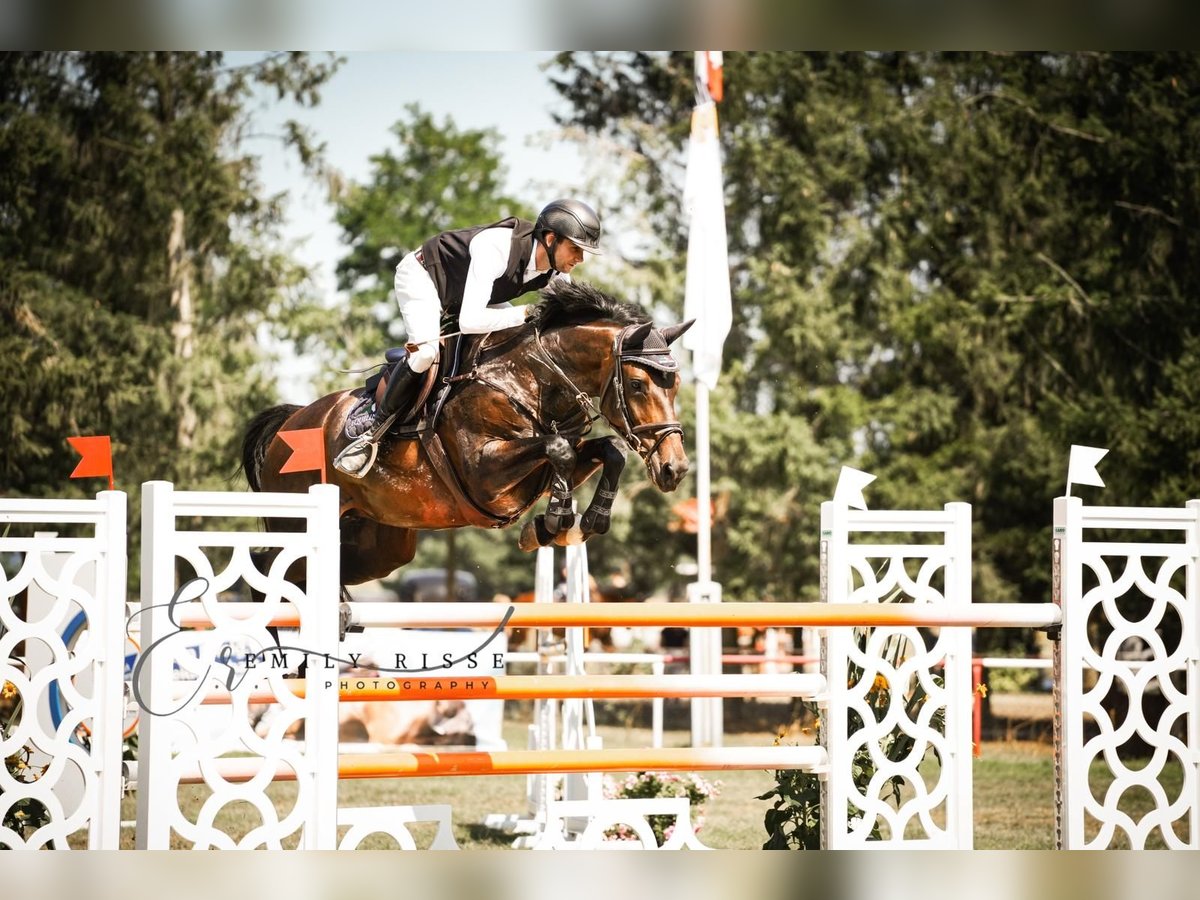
695 386 712 589
690 374 720 748
683 51 729 748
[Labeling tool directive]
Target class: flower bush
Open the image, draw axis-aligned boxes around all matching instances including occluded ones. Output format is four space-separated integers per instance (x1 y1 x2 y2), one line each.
603 770 721 845
2 674 52 839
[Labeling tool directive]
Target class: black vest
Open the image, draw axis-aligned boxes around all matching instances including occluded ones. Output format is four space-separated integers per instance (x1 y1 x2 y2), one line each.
419 217 553 319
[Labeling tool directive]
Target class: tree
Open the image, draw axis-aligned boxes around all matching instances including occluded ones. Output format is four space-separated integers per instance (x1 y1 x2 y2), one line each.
548 52 1200 644
332 105 530 368
1 51 340 501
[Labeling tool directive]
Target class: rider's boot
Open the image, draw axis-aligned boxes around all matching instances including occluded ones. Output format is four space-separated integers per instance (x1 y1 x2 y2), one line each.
333 362 421 478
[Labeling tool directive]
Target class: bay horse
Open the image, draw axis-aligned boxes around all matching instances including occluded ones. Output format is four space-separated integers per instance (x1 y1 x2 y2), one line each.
241 282 692 586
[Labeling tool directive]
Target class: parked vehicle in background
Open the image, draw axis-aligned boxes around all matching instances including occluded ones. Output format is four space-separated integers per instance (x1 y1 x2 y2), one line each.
393 569 480 603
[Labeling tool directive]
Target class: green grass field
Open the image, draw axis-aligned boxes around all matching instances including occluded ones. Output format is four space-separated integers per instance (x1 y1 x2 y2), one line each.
115 706 1190 850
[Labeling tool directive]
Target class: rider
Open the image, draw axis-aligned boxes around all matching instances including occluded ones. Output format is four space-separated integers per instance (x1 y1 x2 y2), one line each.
334 199 603 477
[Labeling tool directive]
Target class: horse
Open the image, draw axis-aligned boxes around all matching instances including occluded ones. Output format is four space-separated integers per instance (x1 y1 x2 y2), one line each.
241 282 693 587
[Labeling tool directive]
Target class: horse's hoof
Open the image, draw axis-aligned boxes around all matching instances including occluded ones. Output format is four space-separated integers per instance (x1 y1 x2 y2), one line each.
518 515 561 551
553 525 586 547
518 520 542 552
545 512 575 534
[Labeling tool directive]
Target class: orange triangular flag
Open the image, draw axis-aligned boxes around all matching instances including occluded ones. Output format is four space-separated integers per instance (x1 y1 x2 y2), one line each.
277 428 326 483
68 435 114 491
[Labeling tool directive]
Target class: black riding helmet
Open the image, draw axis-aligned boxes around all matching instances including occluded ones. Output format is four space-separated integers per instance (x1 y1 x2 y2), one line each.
534 199 602 272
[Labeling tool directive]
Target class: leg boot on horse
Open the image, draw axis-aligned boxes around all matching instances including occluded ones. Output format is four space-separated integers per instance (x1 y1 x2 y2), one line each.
520 434 579 550
334 361 422 478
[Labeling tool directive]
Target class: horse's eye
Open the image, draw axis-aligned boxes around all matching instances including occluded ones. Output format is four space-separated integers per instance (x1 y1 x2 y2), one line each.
630 379 646 395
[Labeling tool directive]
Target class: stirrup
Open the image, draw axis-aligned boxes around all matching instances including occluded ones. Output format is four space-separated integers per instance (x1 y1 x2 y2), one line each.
333 412 397 479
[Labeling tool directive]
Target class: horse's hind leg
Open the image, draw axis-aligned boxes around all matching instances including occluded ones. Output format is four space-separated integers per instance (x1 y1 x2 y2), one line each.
339 517 418 585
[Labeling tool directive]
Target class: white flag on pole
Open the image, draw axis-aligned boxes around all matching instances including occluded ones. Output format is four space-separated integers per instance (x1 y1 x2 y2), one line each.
682 55 732 391
1066 444 1108 496
833 466 876 511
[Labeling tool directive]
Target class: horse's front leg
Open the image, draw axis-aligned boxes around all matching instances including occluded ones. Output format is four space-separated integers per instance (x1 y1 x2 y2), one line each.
542 434 577 536
573 436 626 537
518 435 582 550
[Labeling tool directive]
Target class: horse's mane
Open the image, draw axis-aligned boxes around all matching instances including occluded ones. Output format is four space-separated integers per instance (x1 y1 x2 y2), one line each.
526 281 650 331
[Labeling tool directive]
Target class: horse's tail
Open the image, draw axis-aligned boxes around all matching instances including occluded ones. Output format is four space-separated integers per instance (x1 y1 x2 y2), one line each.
242 404 302 492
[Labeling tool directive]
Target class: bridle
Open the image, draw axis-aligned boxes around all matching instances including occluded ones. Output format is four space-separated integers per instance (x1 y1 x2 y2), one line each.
529 323 684 466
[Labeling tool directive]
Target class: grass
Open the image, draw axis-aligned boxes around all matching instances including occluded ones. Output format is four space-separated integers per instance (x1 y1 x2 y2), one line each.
116 705 1190 849
972 742 1058 849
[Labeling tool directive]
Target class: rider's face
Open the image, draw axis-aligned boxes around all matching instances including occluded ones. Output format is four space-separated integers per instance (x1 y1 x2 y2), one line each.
551 236 585 273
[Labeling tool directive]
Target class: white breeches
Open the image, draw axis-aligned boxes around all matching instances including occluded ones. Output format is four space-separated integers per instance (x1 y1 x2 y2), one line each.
394 251 440 373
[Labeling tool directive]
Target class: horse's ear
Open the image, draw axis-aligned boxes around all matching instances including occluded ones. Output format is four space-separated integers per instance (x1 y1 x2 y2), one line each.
660 319 695 346
626 321 655 344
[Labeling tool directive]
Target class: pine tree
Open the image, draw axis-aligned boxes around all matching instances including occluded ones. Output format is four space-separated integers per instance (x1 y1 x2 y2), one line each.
0 51 340 497
549 52 1200 640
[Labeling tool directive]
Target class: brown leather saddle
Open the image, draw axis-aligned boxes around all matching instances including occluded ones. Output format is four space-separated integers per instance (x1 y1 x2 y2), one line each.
358 334 465 434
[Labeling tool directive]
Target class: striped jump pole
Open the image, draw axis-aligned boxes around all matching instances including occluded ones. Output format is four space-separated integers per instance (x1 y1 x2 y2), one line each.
169 745 828 785
176 600 1063 630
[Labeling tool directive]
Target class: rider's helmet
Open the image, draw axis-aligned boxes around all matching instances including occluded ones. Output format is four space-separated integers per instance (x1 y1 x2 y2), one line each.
534 199 603 255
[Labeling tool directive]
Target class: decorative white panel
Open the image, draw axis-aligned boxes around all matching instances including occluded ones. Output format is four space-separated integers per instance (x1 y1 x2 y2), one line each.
338 803 459 849
0 492 126 849
134 481 340 849
1055 497 1199 849
538 798 710 849
820 502 974 849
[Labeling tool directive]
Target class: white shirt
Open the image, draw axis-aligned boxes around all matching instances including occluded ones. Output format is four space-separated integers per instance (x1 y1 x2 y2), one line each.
458 226 570 334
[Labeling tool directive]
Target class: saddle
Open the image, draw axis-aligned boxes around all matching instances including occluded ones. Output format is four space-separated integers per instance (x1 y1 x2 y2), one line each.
357 335 464 435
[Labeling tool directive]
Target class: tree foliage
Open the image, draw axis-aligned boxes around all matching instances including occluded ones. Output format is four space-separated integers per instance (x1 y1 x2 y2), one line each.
549 52 1200 640
0 51 339 499
332 105 531 366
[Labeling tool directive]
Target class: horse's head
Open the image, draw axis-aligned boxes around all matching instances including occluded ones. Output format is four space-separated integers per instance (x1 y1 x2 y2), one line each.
525 283 694 494
600 318 694 492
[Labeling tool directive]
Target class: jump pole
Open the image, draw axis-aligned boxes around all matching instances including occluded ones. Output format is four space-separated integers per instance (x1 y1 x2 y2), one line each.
202 673 828 705
177 601 1062 630
172 745 828 784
